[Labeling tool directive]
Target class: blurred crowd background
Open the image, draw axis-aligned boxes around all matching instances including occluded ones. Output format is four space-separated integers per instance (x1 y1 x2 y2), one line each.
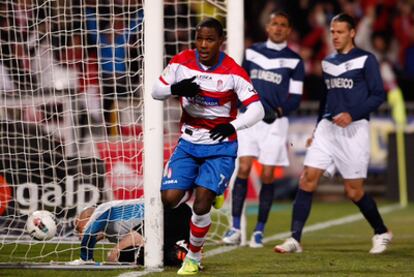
1 0 413 114
245 0 414 102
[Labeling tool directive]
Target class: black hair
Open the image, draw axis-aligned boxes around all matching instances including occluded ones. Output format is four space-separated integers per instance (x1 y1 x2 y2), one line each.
269 11 291 26
331 13 356 30
196 17 224 37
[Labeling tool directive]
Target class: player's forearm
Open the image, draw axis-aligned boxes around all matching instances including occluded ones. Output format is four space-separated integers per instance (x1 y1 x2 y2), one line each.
231 101 264 130
348 92 385 120
80 235 97 261
107 232 144 262
152 78 172 100
281 94 301 116
117 231 144 250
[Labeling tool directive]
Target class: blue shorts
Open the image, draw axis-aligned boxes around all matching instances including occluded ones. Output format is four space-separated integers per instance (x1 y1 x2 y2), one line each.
161 139 237 195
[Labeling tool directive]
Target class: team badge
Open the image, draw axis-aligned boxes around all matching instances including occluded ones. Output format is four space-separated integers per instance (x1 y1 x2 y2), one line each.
279 59 284 67
216 79 224 91
345 62 351 70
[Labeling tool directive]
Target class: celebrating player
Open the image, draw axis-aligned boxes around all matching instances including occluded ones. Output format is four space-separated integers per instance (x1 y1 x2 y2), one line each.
274 13 392 254
222 11 304 248
70 199 191 266
152 17 264 275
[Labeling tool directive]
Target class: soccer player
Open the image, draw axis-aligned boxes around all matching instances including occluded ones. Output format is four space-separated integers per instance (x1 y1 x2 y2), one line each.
70 199 191 266
274 13 392 254
222 11 304 248
152 17 264 275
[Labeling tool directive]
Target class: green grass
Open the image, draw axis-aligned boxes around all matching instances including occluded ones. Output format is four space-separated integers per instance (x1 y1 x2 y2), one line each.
1 202 414 276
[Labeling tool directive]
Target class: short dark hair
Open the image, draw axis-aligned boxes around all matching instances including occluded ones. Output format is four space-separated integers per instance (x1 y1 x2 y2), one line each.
269 11 291 26
331 13 356 30
196 17 224 37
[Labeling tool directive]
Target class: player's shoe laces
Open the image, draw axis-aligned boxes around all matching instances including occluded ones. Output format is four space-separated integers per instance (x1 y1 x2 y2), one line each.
249 231 264 248
273 237 303 253
222 227 241 245
212 194 224 209
369 231 392 254
177 257 200 275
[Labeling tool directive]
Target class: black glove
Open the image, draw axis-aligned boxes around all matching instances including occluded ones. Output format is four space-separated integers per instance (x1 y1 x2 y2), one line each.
171 76 200 97
263 107 283 124
209 124 236 142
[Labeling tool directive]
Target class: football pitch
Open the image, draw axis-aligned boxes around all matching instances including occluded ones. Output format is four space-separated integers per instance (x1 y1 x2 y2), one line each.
1 201 413 276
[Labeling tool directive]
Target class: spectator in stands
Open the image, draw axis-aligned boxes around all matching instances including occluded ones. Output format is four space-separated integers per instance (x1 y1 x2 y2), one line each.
85 5 143 136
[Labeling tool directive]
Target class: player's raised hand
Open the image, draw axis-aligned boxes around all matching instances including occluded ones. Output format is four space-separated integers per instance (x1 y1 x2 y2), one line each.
209 124 236 142
171 76 200 97
333 112 352 128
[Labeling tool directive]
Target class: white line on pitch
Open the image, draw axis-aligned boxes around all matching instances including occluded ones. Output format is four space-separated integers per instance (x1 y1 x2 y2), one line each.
205 203 402 257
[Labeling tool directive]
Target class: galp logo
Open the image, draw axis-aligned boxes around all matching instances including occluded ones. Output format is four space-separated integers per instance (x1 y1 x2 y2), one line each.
0 175 12 216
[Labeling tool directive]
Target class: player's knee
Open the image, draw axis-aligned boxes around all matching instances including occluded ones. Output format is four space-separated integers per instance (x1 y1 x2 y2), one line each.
344 187 364 201
237 162 252 179
299 171 318 192
261 173 274 184
161 192 180 209
192 202 211 215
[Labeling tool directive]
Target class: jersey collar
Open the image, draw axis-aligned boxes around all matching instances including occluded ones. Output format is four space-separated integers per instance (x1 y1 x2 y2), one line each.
195 50 225 72
266 39 287 51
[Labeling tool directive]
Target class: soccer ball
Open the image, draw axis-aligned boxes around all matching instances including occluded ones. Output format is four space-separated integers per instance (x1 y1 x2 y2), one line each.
26 210 57 240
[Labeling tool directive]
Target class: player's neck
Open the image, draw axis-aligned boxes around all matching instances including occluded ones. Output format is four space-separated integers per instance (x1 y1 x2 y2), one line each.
266 39 287 51
338 44 355 54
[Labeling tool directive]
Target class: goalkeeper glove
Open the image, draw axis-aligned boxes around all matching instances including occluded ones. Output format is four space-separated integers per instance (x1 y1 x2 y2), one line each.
171 76 200 97
387 88 406 126
209 124 236 142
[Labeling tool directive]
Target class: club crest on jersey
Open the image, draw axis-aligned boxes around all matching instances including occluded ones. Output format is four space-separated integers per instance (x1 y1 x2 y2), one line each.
345 62 352 71
279 59 284 67
216 79 224 91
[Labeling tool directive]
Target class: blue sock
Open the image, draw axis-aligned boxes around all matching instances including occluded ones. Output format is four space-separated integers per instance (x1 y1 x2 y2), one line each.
255 183 274 232
232 178 248 229
353 193 387 234
291 189 313 242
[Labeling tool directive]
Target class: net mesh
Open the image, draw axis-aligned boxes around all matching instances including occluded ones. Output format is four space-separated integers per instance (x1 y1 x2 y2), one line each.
0 0 230 265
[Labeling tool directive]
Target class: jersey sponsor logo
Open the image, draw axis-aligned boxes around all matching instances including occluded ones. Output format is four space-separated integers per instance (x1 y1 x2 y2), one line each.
189 95 220 106
196 74 212 80
325 78 354 89
250 69 282 84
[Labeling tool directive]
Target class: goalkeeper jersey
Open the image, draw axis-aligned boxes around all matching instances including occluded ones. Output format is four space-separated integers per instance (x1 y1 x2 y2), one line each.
80 199 144 260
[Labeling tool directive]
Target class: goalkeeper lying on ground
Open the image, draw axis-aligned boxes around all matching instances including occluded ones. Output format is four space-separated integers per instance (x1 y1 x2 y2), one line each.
70 198 191 266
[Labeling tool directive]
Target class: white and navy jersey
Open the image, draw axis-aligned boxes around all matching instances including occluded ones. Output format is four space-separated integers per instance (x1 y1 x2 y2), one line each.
158 49 260 144
80 199 144 261
242 40 304 117
321 47 386 121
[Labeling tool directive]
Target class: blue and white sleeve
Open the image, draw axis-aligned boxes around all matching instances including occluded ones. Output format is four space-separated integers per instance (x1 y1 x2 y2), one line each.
80 211 109 261
281 59 304 115
348 55 386 120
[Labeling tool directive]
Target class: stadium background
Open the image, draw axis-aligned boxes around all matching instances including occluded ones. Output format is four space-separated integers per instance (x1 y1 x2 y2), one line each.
0 0 413 275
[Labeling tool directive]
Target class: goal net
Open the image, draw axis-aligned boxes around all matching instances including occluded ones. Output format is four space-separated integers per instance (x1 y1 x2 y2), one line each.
0 0 238 268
